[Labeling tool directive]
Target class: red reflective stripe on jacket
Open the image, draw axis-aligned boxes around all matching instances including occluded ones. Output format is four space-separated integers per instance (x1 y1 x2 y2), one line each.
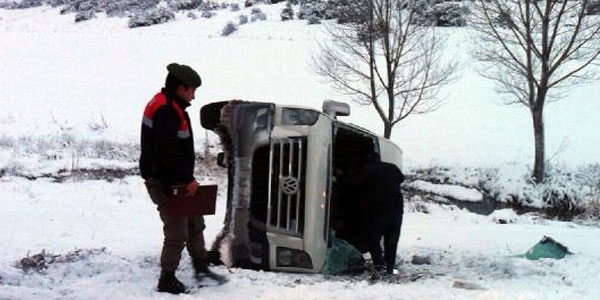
142 92 189 138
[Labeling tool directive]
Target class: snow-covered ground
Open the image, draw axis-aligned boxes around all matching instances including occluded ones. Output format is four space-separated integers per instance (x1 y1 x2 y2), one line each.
2 177 600 299
1 3 600 300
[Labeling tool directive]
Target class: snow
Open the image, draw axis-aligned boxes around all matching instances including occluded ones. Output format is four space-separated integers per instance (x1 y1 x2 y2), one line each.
2 177 600 299
407 180 484 202
1 2 600 300
1 4 599 168
1 177 600 299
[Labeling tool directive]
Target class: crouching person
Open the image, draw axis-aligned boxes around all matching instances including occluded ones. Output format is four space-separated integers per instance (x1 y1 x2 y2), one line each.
363 155 405 275
140 63 224 294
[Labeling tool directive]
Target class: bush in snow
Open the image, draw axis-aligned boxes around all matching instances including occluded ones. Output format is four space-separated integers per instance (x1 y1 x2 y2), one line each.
167 0 203 11
74 10 95 22
410 1 470 27
297 0 326 21
325 0 369 24
201 10 216 18
239 14 249 24
407 164 600 220
222 21 238 36
60 0 100 15
281 1 294 21
199 1 219 11
8 0 43 9
432 3 470 27
251 11 267 21
188 11 197 19
307 14 321 25
230 2 241 11
53 0 161 20
128 7 175 28
253 0 273 4
105 0 160 18
221 2 229 9
586 0 600 15
251 8 267 21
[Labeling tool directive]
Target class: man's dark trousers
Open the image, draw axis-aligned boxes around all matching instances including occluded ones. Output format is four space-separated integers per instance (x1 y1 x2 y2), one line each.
145 178 207 272
368 207 403 273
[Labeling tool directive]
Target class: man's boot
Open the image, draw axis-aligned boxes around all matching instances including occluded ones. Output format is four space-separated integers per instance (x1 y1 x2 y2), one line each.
207 250 223 266
157 270 186 294
193 258 228 284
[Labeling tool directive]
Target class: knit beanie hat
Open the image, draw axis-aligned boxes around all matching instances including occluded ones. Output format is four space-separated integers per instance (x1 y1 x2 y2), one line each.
167 63 202 88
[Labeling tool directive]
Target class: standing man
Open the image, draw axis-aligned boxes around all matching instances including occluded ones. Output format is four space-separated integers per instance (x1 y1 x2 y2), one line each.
362 154 405 276
140 63 216 294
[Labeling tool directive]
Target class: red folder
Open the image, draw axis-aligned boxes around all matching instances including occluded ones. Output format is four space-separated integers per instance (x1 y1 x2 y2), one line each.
168 185 218 216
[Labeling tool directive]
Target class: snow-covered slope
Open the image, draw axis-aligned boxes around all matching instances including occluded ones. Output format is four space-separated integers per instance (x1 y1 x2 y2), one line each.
1 3 599 169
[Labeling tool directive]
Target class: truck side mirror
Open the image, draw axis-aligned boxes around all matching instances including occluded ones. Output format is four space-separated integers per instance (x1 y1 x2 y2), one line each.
322 100 350 119
217 152 227 168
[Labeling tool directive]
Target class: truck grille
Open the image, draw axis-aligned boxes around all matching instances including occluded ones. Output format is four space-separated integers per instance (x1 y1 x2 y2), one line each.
267 137 306 236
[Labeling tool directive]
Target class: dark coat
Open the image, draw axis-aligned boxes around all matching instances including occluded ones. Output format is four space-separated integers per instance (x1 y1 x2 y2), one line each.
363 161 404 219
139 89 195 190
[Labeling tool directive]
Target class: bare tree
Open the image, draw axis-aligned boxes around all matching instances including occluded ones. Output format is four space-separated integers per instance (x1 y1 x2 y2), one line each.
470 0 600 183
313 0 456 139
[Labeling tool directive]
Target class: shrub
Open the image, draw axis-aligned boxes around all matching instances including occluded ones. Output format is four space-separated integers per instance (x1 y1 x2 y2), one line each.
75 10 95 22
239 14 248 24
281 1 294 21
13 0 44 9
168 0 203 10
326 0 368 24
128 8 175 28
222 21 238 36
297 0 326 21
307 14 321 24
493 9 513 28
586 0 600 15
411 1 470 27
250 8 266 21
105 0 159 18
230 2 241 11
199 1 219 11
408 164 600 220
251 12 267 21
433 3 470 27
201 11 216 18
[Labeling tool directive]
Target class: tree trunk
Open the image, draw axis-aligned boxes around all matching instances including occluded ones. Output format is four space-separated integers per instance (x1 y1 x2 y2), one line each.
383 122 392 139
531 106 545 183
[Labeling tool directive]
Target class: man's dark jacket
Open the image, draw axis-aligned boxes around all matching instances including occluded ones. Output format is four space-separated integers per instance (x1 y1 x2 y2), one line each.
363 161 404 219
139 89 195 190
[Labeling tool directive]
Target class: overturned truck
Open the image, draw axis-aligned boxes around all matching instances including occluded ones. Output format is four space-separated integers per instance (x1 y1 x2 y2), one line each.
200 100 402 273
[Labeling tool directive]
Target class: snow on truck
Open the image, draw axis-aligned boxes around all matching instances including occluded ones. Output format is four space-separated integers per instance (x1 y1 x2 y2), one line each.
200 100 403 273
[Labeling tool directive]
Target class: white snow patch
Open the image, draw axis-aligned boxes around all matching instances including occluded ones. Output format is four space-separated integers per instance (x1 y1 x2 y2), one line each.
407 180 484 202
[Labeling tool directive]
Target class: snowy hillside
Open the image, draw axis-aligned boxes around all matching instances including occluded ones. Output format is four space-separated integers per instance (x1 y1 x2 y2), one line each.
1 2 600 299
0 2 599 168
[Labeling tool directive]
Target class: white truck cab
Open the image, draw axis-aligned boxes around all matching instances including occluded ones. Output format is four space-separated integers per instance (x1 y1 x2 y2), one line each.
200 100 402 273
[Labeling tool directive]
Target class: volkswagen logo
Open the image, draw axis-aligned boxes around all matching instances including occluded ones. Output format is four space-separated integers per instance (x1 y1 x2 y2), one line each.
280 176 299 195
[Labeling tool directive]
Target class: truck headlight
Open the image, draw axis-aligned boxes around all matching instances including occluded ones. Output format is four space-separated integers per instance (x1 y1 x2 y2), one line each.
276 247 313 269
